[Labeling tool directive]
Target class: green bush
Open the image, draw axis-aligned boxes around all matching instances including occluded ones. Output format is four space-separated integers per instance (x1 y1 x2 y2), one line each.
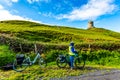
82 50 120 66
0 45 15 66
46 50 67 62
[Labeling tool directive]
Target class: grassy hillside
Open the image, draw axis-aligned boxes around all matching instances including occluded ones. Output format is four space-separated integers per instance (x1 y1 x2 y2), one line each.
1 20 120 80
0 20 120 45
0 20 120 53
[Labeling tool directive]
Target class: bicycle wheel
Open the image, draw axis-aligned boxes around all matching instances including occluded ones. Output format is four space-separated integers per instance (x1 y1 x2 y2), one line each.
13 59 28 72
74 56 85 69
56 57 67 68
39 57 47 68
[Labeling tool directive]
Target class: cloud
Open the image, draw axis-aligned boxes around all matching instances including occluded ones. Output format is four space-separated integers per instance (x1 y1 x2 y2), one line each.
27 0 50 4
0 5 3 9
27 0 34 4
0 5 42 23
0 5 25 21
0 0 18 6
58 0 117 21
11 0 18 3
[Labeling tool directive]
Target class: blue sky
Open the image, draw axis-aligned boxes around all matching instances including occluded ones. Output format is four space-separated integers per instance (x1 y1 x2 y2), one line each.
0 0 120 32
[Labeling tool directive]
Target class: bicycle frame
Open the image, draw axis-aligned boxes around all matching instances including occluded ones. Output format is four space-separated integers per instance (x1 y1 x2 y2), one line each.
13 48 47 72
32 53 41 64
27 53 41 65
56 54 85 68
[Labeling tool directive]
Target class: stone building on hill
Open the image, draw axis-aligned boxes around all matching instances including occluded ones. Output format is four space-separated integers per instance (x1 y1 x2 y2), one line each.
88 21 95 29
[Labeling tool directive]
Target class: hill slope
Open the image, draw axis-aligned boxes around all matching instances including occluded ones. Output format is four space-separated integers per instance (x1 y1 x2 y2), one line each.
0 20 120 45
1 20 120 80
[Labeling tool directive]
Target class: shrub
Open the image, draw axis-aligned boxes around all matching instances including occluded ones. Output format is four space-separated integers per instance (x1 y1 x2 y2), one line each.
81 50 120 66
0 45 15 66
46 50 67 62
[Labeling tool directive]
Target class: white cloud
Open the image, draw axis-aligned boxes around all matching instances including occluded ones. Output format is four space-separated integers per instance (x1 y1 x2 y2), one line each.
0 5 25 21
11 0 18 3
58 0 117 21
0 5 3 9
27 0 50 4
0 5 42 23
0 0 18 6
27 0 33 4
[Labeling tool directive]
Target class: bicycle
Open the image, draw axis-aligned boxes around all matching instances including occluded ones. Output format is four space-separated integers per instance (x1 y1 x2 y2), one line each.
56 53 85 69
13 52 47 72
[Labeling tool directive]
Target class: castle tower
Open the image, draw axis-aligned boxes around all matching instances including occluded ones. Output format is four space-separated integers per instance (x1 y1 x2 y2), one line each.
88 21 95 29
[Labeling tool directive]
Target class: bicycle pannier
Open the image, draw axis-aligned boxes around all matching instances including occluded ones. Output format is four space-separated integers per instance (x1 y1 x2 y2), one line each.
16 54 25 65
59 55 66 62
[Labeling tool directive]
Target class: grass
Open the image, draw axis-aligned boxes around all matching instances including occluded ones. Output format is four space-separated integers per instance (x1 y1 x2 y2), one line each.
0 44 120 80
0 20 120 79
1 62 120 80
0 20 120 44
0 20 120 52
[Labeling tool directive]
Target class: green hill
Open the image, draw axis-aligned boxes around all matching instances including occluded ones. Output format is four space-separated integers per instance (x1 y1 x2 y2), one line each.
0 20 120 43
1 20 120 80
0 20 120 51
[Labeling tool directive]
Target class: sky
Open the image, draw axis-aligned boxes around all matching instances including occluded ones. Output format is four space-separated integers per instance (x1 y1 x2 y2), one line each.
0 0 120 32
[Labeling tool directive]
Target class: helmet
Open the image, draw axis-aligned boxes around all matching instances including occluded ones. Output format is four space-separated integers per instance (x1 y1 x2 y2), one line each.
70 41 74 46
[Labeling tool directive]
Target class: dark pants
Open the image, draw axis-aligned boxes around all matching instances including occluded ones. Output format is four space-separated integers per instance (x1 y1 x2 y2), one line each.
69 56 74 68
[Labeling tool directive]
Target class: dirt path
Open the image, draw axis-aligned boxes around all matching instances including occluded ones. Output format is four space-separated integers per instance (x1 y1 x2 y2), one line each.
51 69 120 80
74 69 120 80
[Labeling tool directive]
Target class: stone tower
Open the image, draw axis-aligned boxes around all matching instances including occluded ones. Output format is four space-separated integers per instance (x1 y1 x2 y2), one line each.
88 21 95 29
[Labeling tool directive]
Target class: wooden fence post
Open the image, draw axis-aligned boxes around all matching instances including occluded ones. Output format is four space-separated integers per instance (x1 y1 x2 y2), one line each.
34 44 37 53
19 44 23 52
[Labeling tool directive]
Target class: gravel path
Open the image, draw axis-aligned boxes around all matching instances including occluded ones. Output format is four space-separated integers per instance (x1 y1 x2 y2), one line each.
77 69 120 80
51 69 120 80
